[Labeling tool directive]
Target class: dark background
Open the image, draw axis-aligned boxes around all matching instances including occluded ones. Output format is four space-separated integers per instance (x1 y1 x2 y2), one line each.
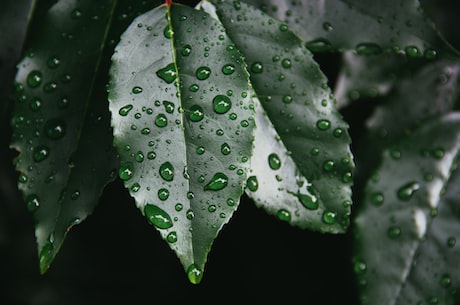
1 0 459 304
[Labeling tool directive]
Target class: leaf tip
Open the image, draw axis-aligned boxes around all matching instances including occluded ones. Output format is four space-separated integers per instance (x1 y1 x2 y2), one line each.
187 264 203 285
38 242 55 274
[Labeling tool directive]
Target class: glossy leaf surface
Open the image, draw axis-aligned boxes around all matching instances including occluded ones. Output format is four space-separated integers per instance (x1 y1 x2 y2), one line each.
108 3 254 282
206 0 354 233
244 0 458 57
10 0 119 273
354 113 460 305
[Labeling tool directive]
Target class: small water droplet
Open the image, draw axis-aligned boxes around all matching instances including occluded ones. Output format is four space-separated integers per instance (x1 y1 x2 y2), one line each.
227 198 235 206
305 38 333 52
144 204 173 229
397 181 420 201
424 48 437 60
213 95 232 114
27 70 43 88
279 23 288 32
175 203 183 211
189 105 204 122
119 162 134 181
189 84 199 92
322 22 333 32
250 62 263 73
196 66 211 80
282 95 292 104
71 190 80 200
447 236 456 248
221 143 231 155
141 127 150 135
44 118 66 139
322 210 337 224
323 160 334 172
204 173 228 191
33 145 50 162
221 64 235 76
355 42 382 55
268 153 281 170
43 82 57 93
47 56 61 69
167 231 177 243
132 86 143 94
440 274 451 288
353 258 367 275
371 192 384 206
163 100 175 113
158 188 170 201
163 24 173 39
187 264 203 284
147 151 156 160
405 45 421 57
387 226 401 239
159 162 174 181
277 209 291 222
316 119 331 131
333 128 343 137
131 183 141 192
26 194 40 212
182 44 192 56
155 113 168 127
119 105 133 116
281 58 292 68
156 63 177 84
246 176 258 192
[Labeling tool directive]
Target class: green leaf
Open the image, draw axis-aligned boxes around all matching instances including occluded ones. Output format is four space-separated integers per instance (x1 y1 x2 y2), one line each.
108 3 255 283
10 0 119 273
354 113 460 305
205 0 354 233
244 0 458 57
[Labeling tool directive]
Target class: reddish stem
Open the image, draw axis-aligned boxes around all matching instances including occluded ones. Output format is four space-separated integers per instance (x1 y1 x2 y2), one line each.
165 0 172 5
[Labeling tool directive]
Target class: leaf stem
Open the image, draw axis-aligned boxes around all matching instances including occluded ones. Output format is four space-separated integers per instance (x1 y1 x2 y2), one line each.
165 0 172 5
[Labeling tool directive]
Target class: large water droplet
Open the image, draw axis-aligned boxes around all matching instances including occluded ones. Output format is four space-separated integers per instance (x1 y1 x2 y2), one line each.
189 105 204 122
187 264 203 284
167 231 177 243
316 119 331 131
246 176 258 192
119 104 133 116
355 42 382 55
281 58 292 68
159 162 174 181
196 66 211 80
144 204 173 229
181 44 192 56
405 45 421 57
33 145 50 162
132 86 143 94
156 63 177 84
397 181 420 201
155 113 168 127
44 118 66 139
277 209 291 222
298 185 319 210
221 143 231 155
163 24 173 39
119 162 134 181
213 95 232 114
222 64 235 75
268 153 281 170
250 62 263 73
204 173 228 191
158 188 170 201
163 100 175 113
27 70 43 88
305 38 333 52
322 210 337 224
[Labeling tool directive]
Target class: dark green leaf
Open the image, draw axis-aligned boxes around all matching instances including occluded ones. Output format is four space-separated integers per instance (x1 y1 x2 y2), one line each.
244 0 458 58
108 3 255 283
206 0 354 233
354 113 460 305
10 0 119 273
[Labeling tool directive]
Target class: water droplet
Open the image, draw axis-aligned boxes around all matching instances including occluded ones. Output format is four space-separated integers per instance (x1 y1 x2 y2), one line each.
167 231 177 243
246 176 258 192
187 264 203 284
27 71 43 88
196 146 205 155
353 258 367 275
187 191 194 199
159 162 174 181
144 204 173 229
71 190 80 200
204 173 228 191
387 226 401 239
118 104 133 116
158 188 170 201
281 58 292 68
277 209 291 222
132 86 143 94
390 149 401 159
208 205 216 213
279 23 288 32
221 143 231 155
268 153 281 170
189 105 204 122
141 127 150 135
213 95 232 114
119 162 134 181
156 63 177 84
355 42 382 55
44 118 66 139
163 24 173 39
322 22 333 32
162 100 175 113
33 145 50 162
316 119 331 131
323 160 334 171
18 173 28 183
26 194 40 212
43 82 57 93
155 113 168 127
175 203 183 211
196 66 211 80
182 44 192 56
440 274 451 288
447 236 456 248
29 97 42 111
251 62 263 73
47 56 60 69
333 128 343 137
227 198 235 206
305 38 333 52
131 183 141 192
371 192 384 206
424 48 437 60
147 151 156 160
186 208 194 219
342 172 352 183
405 45 421 57
432 147 444 159
189 84 199 92
282 95 292 104
222 64 235 75
397 181 420 201
322 210 337 224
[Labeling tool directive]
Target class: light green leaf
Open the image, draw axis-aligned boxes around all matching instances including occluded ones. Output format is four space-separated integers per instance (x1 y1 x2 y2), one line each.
108 3 255 283
205 0 354 233
10 0 119 273
354 113 460 305
244 0 458 57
